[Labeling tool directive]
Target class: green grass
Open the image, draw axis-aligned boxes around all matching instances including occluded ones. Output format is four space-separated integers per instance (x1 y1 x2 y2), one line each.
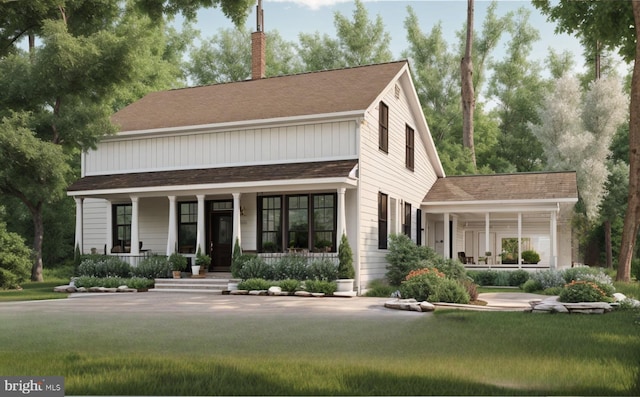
0 302 638 395
0 266 74 302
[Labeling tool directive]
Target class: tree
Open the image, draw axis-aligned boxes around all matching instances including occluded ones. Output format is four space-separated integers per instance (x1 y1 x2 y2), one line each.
533 0 636 281
0 213 32 290
461 0 477 169
0 0 253 281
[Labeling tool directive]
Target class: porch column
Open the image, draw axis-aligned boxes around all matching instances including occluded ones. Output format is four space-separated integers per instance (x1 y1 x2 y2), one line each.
517 212 522 268
166 196 177 255
197 195 206 253
443 212 450 259
232 193 241 247
337 188 347 245
74 197 83 254
550 210 558 269
106 200 113 254
485 212 490 256
130 196 140 255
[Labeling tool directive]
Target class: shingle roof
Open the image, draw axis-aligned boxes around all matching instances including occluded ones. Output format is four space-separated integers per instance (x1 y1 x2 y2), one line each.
423 171 578 203
68 160 358 193
112 61 407 132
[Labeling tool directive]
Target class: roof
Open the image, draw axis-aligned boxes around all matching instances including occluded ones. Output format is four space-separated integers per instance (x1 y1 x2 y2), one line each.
68 160 358 193
423 171 578 203
112 61 408 132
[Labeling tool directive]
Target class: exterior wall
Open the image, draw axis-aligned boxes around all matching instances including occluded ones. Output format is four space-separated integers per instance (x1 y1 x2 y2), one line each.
85 121 358 176
357 78 439 291
83 198 107 253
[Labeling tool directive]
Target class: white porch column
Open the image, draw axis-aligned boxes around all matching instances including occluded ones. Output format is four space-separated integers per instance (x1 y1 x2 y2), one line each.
485 213 490 255
130 196 140 255
232 193 241 247
106 200 113 254
74 197 84 254
337 188 347 247
550 210 558 269
443 212 450 259
166 196 177 255
517 212 522 268
196 195 206 253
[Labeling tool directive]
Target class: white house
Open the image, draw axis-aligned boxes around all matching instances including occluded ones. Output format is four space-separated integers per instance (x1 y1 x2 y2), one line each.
67 27 578 293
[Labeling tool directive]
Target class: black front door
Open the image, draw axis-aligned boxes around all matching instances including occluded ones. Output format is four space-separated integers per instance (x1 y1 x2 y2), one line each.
210 212 233 271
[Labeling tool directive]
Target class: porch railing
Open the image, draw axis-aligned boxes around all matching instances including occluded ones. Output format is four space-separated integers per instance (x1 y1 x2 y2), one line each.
108 251 154 267
258 251 339 265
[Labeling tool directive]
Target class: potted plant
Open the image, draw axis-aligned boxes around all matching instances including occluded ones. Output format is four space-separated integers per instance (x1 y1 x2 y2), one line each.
195 246 211 275
336 234 355 293
169 252 187 278
522 250 540 264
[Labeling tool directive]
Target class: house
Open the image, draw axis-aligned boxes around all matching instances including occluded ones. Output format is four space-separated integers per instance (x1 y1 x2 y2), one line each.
67 25 578 293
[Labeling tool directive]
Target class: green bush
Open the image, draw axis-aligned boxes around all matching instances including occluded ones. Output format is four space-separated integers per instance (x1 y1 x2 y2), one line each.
307 258 338 281
385 234 424 286
522 279 543 293
461 279 478 301
430 257 467 281
231 238 243 278
0 221 32 289
132 255 171 279
74 276 154 289
494 271 510 286
521 250 540 264
364 279 396 297
168 252 187 272
77 256 132 278
303 279 337 295
468 270 498 286
508 270 530 287
559 280 611 303
530 269 565 289
430 278 470 304
278 279 301 293
237 278 273 291
337 234 355 279
237 256 272 280
272 254 308 280
399 271 444 302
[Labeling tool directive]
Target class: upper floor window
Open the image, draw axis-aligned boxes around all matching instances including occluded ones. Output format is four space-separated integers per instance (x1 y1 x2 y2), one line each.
403 202 411 237
406 124 415 171
379 101 389 153
113 204 132 252
378 192 388 249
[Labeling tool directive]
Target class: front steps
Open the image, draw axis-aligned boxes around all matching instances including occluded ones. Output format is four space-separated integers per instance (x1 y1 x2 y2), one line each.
151 273 240 293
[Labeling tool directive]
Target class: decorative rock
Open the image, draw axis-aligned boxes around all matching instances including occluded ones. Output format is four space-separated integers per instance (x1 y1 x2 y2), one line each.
248 290 267 295
77 287 87 293
117 285 129 290
294 291 312 297
230 289 249 295
268 286 282 296
53 285 76 293
384 298 433 312
409 304 422 312
529 299 612 314
419 302 436 312
613 292 627 302
311 293 325 297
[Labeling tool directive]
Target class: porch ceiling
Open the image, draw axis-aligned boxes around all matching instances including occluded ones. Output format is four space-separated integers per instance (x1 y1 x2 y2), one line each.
67 159 358 197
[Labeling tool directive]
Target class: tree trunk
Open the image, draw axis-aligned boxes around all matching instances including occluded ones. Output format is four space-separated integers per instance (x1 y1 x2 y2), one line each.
30 202 44 282
461 0 476 170
604 219 612 269
617 1 640 282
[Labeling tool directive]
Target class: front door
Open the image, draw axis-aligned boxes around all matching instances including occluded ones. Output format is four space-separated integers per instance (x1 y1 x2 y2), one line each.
210 212 233 271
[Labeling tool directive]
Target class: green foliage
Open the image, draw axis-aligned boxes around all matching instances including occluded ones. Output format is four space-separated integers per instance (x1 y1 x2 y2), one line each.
0 221 32 289
307 259 338 281
429 257 467 281
461 279 478 301
429 278 470 304
303 279 337 295
385 234 426 285
523 279 543 293
399 272 443 302
168 252 187 272
272 254 308 281
195 247 211 268
278 279 301 293
237 256 272 280
364 279 396 297
74 276 154 289
237 278 272 291
521 250 540 264
467 270 498 286
559 280 611 303
530 269 565 290
337 234 354 279
77 256 131 278
132 255 172 279
508 269 530 287
230 238 243 278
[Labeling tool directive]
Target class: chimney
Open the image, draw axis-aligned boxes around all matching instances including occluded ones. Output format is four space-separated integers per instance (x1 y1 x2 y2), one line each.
251 0 265 80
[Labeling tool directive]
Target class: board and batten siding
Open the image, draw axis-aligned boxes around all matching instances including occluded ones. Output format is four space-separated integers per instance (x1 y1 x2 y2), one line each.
85 121 358 175
356 80 439 290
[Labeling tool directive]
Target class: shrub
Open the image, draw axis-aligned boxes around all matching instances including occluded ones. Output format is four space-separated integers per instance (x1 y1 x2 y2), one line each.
385 234 423 286
430 279 470 304
461 279 478 301
468 270 498 286
307 258 338 281
231 238 243 278
494 271 510 286
559 280 611 303
77 256 131 278
399 271 444 302
508 270 530 287
430 257 467 281
364 279 396 297
272 254 308 281
132 255 171 279
337 234 355 279
238 278 273 291
0 222 32 289
522 279 543 293
522 250 540 264
304 279 337 295
237 256 272 280
278 279 301 293
74 276 154 289
530 269 565 289
168 253 187 272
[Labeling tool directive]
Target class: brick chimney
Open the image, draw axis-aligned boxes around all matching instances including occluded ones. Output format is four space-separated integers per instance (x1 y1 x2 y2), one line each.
251 0 265 80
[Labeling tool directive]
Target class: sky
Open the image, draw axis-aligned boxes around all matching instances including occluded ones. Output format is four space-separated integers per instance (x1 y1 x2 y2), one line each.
178 0 631 78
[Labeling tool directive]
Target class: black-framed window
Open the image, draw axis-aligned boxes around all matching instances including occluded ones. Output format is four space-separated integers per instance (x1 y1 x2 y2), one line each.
403 202 411 237
379 101 389 153
113 204 132 252
416 209 422 246
406 124 415 171
258 193 337 252
378 192 388 249
178 202 197 254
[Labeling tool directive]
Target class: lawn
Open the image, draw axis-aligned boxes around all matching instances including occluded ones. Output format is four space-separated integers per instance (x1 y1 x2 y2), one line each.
0 297 638 395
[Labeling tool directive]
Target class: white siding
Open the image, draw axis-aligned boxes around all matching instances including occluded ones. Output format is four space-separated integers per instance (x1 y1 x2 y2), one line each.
82 198 107 254
85 121 358 176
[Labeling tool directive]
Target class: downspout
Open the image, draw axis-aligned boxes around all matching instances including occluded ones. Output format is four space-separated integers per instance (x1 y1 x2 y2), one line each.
355 117 363 295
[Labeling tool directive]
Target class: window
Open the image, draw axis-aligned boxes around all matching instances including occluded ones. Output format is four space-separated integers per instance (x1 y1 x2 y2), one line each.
113 204 132 252
416 209 422 245
258 193 337 252
405 124 414 171
378 192 388 249
178 202 197 254
379 101 388 153
403 202 411 237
